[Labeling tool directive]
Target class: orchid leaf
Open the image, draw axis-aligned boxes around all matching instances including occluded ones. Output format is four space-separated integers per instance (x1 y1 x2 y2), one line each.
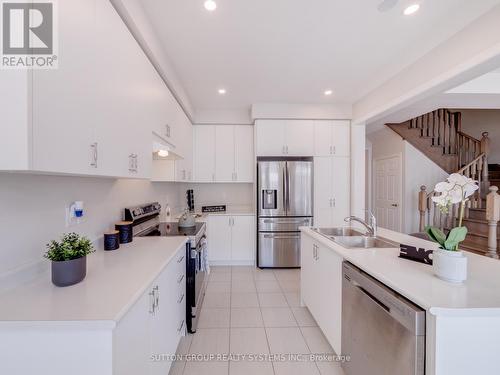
425 226 447 246
444 227 468 251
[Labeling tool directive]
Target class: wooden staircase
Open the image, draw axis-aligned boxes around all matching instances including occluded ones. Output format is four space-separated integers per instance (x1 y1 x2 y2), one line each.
387 109 500 258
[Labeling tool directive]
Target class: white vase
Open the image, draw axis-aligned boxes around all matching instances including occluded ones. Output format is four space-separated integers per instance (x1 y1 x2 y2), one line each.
433 249 468 283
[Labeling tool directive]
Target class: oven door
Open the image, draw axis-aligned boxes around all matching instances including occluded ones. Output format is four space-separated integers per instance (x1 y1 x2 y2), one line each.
186 238 207 333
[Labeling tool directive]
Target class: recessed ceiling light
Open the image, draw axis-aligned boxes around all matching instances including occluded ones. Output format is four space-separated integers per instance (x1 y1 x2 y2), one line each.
324 90 333 96
218 88 226 95
204 0 217 11
403 3 420 15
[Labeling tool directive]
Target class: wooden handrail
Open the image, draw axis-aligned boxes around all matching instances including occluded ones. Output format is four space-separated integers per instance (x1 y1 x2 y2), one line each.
457 131 481 144
456 153 486 175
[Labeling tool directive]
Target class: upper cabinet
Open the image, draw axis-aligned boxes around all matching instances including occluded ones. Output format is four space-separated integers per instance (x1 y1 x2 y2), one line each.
1 0 192 180
313 120 351 156
255 120 314 156
194 125 254 183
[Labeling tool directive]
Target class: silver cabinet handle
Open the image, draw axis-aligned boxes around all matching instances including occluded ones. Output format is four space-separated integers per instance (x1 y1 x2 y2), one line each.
177 274 185 284
177 319 185 333
177 293 185 304
177 255 185 264
149 290 155 315
90 143 98 168
263 234 300 239
166 124 171 138
329 145 333 155
333 146 336 155
333 198 336 207
153 285 159 311
134 155 138 172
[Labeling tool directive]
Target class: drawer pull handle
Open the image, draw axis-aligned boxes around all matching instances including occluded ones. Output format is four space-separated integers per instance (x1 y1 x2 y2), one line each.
177 255 185 264
177 293 185 304
177 274 185 284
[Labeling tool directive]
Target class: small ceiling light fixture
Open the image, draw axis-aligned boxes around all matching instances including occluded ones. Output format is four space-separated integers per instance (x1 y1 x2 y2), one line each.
324 89 333 96
218 88 227 95
204 0 217 11
158 149 169 157
403 3 420 15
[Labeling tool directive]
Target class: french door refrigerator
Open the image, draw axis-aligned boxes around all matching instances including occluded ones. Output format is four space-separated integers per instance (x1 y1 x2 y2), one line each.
257 158 313 268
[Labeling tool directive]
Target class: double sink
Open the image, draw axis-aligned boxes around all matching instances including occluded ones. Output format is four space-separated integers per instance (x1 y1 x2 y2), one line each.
312 227 398 249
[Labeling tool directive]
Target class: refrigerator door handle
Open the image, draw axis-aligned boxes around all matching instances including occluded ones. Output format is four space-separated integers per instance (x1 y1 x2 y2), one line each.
283 164 287 214
285 162 290 213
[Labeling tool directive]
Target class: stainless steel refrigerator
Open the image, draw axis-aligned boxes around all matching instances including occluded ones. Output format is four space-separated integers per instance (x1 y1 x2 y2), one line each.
257 158 313 268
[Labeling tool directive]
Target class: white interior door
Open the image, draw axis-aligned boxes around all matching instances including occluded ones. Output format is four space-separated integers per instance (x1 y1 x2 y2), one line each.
374 155 402 232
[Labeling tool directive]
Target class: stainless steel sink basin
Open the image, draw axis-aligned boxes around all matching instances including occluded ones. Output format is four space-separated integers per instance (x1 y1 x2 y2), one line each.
312 227 362 237
333 236 397 249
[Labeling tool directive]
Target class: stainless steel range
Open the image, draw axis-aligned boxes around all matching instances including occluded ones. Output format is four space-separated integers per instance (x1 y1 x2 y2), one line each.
124 202 207 333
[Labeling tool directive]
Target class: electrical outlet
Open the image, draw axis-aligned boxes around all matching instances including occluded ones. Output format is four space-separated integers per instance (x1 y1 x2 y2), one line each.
66 201 86 227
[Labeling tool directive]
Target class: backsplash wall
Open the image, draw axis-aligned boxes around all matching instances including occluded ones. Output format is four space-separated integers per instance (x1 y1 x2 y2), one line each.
0 173 181 279
181 183 254 212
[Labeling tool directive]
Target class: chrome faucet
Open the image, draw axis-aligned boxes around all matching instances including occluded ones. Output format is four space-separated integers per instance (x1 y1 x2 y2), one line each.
344 210 377 237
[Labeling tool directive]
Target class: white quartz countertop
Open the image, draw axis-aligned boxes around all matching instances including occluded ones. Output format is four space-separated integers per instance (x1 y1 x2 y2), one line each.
301 227 500 317
0 237 187 326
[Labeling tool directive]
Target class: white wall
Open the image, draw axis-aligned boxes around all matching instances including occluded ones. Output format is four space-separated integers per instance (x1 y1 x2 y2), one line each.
367 128 447 234
0 173 181 282
459 109 500 164
181 183 254 212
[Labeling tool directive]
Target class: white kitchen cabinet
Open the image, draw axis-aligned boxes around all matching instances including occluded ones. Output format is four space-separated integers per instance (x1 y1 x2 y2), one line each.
255 120 314 156
215 126 236 182
208 215 256 265
194 125 254 183
114 246 186 375
194 125 216 182
208 215 232 262
300 233 343 355
314 156 350 227
234 126 254 182
314 120 350 157
286 120 315 155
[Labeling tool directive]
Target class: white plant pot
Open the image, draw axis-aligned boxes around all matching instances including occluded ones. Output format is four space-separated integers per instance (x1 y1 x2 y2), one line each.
433 249 468 283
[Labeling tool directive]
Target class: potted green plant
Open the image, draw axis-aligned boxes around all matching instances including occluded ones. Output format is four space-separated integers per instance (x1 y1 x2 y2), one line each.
425 173 479 283
44 233 95 287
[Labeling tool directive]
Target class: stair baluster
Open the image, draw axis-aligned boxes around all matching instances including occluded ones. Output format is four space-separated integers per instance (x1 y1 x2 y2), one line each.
486 186 500 259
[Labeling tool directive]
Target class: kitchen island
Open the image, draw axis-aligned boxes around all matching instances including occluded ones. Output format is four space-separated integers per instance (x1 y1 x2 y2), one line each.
300 226 500 375
0 236 188 375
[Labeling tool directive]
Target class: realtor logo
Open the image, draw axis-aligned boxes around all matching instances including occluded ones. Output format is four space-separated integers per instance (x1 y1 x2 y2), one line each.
1 1 58 68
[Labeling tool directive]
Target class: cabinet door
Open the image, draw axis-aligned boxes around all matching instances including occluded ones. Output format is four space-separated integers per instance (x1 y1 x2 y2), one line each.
331 121 351 157
314 121 333 156
316 243 343 355
194 126 216 182
314 157 333 227
231 216 255 263
208 216 232 262
114 285 152 375
95 0 152 178
32 0 96 175
286 120 314 156
234 126 254 182
331 157 351 226
300 234 315 308
255 120 286 156
215 126 236 182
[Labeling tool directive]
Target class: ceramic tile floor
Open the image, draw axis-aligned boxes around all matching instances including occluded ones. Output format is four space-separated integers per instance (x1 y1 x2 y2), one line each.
169 266 345 375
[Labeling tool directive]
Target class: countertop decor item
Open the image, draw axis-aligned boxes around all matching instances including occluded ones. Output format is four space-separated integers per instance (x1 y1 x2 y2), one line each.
425 173 479 283
399 244 433 265
115 221 133 244
202 205 226 213
178 209 196 228
104 230 120 251
44 233 95 287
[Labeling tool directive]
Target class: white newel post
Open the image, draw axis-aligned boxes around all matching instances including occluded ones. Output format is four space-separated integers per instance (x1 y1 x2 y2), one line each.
486 186 499 259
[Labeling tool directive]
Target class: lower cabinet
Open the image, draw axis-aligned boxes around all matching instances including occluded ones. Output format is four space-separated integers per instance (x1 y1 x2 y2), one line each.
113 247 186 375
300 233 343 355
208 215 255 265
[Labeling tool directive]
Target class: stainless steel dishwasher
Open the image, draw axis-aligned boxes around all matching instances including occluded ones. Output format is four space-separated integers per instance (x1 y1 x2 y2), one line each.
342 262 426 375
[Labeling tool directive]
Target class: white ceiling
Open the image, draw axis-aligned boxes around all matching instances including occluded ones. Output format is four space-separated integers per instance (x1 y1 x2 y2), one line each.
141 0 500 113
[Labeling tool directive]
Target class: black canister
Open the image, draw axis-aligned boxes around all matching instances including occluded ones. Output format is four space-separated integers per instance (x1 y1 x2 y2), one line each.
104 230 120 251
115 221 133 244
